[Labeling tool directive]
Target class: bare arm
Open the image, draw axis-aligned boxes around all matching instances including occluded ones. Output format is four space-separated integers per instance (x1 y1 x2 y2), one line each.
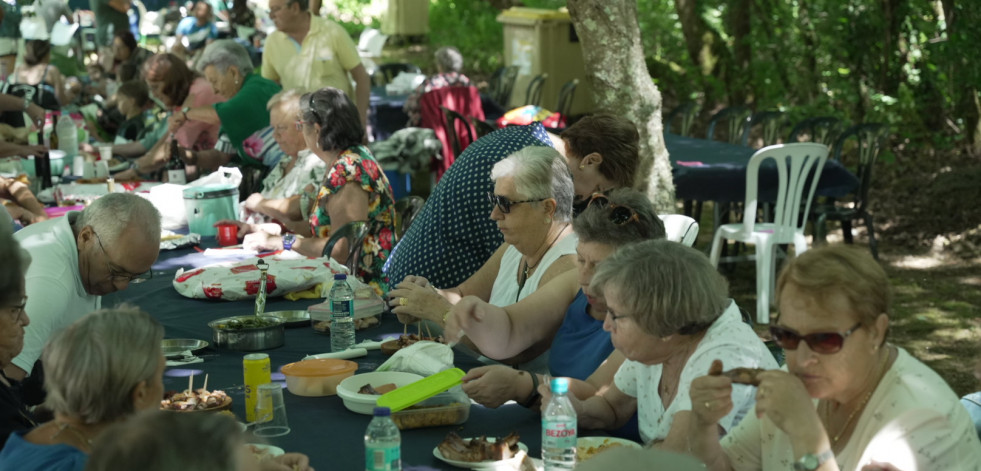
349 64 370 130
568 350 627 400
293 181 369 259
0 178 46 222
571 382 637 431
107 0 130 14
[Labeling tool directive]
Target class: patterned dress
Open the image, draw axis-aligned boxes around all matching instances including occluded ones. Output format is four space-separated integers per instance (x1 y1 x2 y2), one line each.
309 145 396 294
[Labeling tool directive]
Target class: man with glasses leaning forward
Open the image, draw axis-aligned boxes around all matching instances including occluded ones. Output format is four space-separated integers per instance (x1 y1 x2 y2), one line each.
7 193 161 382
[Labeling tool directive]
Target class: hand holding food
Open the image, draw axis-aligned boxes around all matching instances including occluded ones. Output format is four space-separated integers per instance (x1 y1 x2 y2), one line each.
689 359 736 427
461 365 527 409
722 367 767 386
387 281 452 323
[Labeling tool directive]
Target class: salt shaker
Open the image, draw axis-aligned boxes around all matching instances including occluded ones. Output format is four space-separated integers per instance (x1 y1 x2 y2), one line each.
254 259 269 317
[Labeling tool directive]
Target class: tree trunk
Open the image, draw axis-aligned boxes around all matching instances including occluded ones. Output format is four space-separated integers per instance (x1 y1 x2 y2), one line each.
673 0 732 108
728 0 752 104
567 0 675 210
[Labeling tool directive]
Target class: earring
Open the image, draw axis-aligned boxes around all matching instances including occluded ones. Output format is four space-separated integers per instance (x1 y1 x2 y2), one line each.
578 164 585 170
545 217 551 224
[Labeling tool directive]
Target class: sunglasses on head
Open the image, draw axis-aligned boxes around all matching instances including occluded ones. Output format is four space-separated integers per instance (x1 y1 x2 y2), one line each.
487 192 545 214
586 193 640 225
768 322 863 354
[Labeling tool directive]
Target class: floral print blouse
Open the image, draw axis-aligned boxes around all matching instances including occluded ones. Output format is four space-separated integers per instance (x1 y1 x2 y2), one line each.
309 145 396 294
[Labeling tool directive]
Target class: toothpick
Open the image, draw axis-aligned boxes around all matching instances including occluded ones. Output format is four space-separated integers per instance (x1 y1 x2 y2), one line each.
424 321 433 339
203 373 208 392
403 322 408 336
188 374 193 394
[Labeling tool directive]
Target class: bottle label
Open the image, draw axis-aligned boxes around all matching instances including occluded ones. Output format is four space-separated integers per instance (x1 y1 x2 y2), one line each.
542 419 577 448
331 299 352 319
167 169 187 184
365 445 400 471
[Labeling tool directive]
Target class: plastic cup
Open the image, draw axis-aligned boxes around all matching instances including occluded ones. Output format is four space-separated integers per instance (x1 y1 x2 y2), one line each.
215 223 238 246
96 144 113 162
253 383 290 437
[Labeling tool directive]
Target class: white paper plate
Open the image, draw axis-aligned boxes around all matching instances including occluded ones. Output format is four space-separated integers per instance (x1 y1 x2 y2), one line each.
432 439 528 470
575 437 641 461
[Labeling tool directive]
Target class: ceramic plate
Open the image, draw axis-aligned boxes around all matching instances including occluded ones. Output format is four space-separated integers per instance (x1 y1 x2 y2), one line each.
161 338 209 357
575 437 641 461
432 439 528 470
248 443 285 459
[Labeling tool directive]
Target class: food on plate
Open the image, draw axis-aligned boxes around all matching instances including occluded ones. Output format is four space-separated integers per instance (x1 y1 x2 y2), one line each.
576 438 627 461
721 367 767 386
358 383 398 395
160 388 230 411
312 315 380 333
380 334 444 355
393 402 468 429
213 317 281 331
437 432 521 462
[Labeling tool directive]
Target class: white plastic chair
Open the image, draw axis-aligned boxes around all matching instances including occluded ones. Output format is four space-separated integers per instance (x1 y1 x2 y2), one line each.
709 143 830 324
658 214 699 247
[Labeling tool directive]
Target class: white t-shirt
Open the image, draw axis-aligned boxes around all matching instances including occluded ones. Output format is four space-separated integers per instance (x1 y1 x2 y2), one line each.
722 347 981 471
487 231 577 307
614 301 778 444
12 214 100 374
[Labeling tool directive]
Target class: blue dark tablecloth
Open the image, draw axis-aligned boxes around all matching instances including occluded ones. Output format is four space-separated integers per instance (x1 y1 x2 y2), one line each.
104 246 541 470
370 87 506 142
665 133 859 203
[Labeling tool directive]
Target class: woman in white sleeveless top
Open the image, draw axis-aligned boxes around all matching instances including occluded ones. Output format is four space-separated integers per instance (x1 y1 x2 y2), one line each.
389 146 576 363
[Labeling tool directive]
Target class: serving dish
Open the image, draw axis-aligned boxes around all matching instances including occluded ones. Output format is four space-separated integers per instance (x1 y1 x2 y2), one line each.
161 338 209 357
264 310 311 328
336 371 424 414
208 315 284 351
576 437 641 461
432 439 528 470
280 358 358 397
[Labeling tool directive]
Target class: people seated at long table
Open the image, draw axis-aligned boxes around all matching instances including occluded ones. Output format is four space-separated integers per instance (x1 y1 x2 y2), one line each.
8 194 161 382
683 245 981 470
446 189 665 409
218 87 396 295
389 146 576 367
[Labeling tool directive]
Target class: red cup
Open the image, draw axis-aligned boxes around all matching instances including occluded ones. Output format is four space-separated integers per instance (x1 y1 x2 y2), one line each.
216 223 239 246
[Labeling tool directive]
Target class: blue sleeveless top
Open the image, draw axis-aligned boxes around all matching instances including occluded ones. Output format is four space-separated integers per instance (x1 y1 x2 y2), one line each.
548 289 614 379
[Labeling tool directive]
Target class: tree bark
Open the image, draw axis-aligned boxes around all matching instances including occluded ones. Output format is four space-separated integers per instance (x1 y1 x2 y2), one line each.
567 0 675 210
673 0 732 108
728 0 752 104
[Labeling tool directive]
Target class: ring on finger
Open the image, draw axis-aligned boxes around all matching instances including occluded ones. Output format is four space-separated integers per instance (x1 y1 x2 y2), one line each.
399 298 407 307
704 401 711 410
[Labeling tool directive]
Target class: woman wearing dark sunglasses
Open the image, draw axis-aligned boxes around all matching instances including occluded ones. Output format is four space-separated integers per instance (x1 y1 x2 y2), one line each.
443 189 664 417
388 146 576 356
685 245 981 471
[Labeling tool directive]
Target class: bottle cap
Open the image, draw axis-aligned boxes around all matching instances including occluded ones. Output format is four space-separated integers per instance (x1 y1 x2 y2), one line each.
333 273 347 280
550 377 570 394
373 406 391 417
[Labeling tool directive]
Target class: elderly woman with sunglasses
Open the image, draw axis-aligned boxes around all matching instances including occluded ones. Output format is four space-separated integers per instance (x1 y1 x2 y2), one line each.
684 245 981 471
388 146 576 344
444 189 664 412
217 87 396 294
0 216 35 445
536 240 777 449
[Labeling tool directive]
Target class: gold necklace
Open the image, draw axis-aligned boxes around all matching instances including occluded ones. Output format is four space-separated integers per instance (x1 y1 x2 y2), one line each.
53 421 94 450
517 223 569 298
823 346 890 446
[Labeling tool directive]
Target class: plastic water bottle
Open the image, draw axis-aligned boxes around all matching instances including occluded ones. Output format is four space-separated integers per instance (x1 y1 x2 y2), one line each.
364 406 401 471
542 377 577 470
329 273 355 352
56 112 78 157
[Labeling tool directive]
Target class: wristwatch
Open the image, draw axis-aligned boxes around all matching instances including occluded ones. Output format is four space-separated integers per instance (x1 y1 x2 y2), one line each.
282 233 296 251
793 449 834 471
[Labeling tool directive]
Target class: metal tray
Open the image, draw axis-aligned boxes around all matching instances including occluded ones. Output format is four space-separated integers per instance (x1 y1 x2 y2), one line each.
265 310 311 328
161 339 210 358
208 315 285 351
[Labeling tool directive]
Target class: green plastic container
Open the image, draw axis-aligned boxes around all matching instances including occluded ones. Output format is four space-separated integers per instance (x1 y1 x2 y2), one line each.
183 184 238 237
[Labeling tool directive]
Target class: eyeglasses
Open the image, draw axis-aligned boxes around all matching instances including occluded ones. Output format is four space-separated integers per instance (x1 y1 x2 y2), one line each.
93 231 152 284
294 119 305 131
487 192 545 214
606 310 630 330
3 296 27 323
586 193 640 225
769 322 863 354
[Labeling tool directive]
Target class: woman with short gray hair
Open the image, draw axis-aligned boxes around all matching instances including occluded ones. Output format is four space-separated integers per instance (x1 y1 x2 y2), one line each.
538 239 776 449
0 216 36 444
0 306 165 469
167 39 282 173
403 45 472 126
389 145 577 342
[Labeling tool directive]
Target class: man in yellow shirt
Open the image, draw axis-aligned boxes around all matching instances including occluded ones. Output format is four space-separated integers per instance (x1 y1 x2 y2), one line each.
262 0 370 127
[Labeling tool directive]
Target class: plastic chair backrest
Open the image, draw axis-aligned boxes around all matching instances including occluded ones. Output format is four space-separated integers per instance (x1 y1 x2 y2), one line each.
372 63 422 86
707 106 752 145
664 101 698 136
441 106 476 160
658 214 700 247
524 73 548 107
322 221 370 275
742 143 830 240
555 79 578 118
394 196 425 240
470 117 497 138
745 111 785 147
789 116 842 147
833 123 888 212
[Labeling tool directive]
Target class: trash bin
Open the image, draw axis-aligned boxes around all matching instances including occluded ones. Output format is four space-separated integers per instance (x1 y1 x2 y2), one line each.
382 0 429 37
497 7 593 116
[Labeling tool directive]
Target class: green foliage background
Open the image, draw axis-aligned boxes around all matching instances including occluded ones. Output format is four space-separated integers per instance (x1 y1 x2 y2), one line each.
331 0 979 151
